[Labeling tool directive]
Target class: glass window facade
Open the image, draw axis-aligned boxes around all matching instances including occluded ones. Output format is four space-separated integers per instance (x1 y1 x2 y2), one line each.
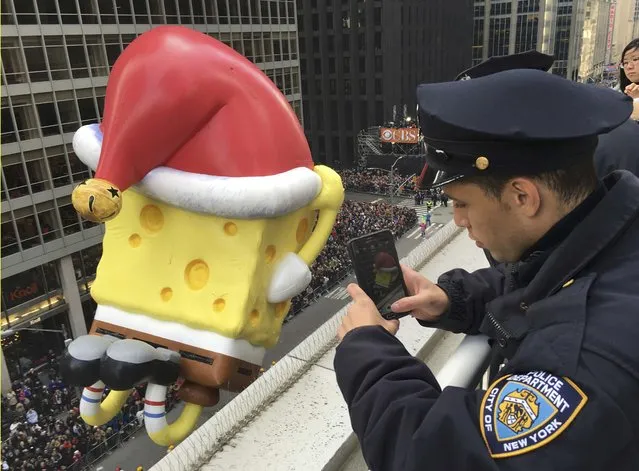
515 13 540 53
489 17 511 57
2 0 302 261
473 0 583 79
1 262 63 330
1 311 72 380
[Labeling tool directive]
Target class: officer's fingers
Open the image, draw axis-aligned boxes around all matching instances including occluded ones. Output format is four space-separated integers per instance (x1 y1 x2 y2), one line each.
346 283 371 303
400 264 425 292
400 264 418 280
393 281 448 314
401 264 434 289
390 292 429 313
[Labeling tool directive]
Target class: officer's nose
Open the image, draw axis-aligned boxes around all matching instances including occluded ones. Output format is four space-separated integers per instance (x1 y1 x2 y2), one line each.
453 210 468 228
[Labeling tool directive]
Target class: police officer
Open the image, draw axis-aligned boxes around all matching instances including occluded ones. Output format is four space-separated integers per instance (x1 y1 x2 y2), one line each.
439 51 557 269
334 69 639 469
443 51 639 269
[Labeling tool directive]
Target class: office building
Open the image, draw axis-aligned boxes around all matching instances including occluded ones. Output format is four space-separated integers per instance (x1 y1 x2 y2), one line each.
0 0 302 388
580 0 612 81
612 0 639 62
473 0 588 80
297 0 474 167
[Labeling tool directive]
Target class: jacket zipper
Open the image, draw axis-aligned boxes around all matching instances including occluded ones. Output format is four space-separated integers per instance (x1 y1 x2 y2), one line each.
486 310 515 342
486 264 521 344
508 263 517 290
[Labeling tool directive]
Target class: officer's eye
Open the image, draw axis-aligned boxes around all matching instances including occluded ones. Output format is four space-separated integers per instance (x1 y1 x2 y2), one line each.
453 201 467 209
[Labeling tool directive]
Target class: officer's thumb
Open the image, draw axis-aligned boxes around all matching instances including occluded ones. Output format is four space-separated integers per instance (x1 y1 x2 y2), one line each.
347 283 370 302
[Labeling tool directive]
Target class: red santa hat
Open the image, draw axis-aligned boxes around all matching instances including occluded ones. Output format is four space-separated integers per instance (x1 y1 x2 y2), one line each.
72 25 321 218
73 26 325 303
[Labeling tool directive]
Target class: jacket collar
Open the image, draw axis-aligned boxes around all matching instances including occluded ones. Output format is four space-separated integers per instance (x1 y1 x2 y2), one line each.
524 170 639 302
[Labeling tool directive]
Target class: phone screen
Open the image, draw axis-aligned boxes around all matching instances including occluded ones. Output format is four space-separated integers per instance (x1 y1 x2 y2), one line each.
347 230 411 320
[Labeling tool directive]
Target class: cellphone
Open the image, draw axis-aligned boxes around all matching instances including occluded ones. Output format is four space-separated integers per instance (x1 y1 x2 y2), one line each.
346 229 411 320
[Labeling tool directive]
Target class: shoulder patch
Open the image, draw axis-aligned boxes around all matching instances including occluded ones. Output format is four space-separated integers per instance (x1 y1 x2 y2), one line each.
480 371 588 458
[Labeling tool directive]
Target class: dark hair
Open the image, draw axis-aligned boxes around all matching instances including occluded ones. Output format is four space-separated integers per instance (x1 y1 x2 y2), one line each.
620 38 639 90
462 157 599 208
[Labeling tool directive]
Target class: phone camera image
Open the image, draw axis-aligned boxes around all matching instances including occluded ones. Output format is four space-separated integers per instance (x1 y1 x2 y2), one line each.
373 251 400 300
347 230 411 320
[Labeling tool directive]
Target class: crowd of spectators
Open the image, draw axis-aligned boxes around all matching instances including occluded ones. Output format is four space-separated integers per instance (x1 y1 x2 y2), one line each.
1 363 178 471
288 200 417 317
338 169 418 195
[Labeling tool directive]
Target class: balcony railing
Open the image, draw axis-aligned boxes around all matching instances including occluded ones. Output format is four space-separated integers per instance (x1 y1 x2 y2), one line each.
435 334 492 389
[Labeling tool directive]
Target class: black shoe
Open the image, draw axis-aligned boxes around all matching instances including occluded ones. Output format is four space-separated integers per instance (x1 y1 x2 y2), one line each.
100 340 182 390
59 335 117 387
100 339 157 390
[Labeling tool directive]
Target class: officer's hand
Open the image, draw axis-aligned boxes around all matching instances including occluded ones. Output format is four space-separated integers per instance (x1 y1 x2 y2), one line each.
625 83 639 99
391 265 450 322
337 284 399 341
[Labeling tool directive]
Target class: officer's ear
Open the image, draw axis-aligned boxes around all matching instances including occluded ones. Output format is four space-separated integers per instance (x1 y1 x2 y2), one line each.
503 177 542 217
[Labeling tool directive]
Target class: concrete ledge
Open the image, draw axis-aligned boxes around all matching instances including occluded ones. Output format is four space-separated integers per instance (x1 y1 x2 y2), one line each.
152 222 488 471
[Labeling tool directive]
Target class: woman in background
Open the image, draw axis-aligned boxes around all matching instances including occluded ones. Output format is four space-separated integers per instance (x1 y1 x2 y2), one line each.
619 38 639 120
592 39 639 178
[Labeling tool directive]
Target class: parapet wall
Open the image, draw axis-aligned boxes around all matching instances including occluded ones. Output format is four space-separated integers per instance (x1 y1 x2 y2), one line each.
152 221 489 471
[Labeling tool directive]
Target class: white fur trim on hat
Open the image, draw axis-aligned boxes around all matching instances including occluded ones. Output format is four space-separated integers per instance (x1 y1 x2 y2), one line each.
72 124 322 218
267 253 312 303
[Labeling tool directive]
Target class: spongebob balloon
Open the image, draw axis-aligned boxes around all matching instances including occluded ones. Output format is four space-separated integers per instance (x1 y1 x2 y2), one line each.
59 25 344 447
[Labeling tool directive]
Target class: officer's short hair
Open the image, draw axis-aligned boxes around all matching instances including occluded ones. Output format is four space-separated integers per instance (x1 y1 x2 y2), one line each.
461 157 599 207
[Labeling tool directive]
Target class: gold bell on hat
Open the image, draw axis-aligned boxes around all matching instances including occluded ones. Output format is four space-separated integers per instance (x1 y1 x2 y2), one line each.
71 178 123 223
475 156 489 171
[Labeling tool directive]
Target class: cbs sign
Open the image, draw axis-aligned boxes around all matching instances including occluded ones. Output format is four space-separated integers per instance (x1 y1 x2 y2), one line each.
379 127 420 144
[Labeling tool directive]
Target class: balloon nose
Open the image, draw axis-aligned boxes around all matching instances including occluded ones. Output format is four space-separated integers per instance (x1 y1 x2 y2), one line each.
72 178 123 223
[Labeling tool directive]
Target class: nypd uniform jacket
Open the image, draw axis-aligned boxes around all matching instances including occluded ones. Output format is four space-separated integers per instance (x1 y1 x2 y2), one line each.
334 171 639 471
334 71 639 470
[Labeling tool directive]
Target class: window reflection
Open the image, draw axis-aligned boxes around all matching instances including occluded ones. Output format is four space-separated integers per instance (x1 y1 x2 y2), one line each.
59 203 81 236
2 311 71 380
37 209 58 243
15 214 40 249
1 221 19 256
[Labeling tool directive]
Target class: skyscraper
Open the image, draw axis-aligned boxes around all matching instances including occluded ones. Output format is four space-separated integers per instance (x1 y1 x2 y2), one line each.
473 0 588 80
297 0 474 167
580 0 612 81
612 0 639 62
0 0 302 388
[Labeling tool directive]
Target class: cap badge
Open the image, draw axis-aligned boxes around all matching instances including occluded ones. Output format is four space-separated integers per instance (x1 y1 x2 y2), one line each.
475 156 490 170
460 74 471 81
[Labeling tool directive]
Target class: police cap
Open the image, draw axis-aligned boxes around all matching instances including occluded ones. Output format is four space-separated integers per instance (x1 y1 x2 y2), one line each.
417 69 632 187
455 50 555 81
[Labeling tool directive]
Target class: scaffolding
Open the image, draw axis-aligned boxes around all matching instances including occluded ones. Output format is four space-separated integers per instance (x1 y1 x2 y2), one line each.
356 126 425 170
356 126 383 168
